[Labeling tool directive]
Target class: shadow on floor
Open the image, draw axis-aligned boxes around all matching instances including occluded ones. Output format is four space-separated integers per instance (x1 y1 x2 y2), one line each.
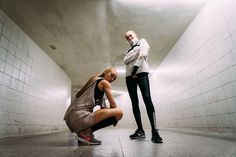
0 128 236 157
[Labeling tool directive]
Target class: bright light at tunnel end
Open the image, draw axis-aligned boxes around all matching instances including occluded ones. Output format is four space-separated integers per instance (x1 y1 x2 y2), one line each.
116 68 126 75
116 0 208 6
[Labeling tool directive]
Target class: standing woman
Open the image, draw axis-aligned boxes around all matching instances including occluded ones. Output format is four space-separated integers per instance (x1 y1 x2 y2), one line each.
123 30 163 143
64 67 123 145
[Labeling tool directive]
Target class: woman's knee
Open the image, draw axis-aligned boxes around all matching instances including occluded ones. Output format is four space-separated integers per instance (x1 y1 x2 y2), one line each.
115 108 123 121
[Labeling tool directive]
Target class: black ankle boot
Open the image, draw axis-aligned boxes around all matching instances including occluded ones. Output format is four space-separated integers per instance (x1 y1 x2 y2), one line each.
130 129 146 139
151 130 163 143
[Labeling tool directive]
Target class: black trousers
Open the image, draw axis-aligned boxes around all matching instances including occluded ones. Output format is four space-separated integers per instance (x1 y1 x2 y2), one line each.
126 73 156 131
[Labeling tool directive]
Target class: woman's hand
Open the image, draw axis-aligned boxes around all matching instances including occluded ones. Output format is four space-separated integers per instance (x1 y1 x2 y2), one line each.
98 80 117 108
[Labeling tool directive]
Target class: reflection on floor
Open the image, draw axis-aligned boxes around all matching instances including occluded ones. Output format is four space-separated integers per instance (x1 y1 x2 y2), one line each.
0 128 236 157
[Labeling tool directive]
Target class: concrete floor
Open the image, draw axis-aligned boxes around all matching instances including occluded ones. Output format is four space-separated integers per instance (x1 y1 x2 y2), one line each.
0 128 236 157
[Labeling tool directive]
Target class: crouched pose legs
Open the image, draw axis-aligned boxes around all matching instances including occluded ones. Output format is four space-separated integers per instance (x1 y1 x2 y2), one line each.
65 108 123 145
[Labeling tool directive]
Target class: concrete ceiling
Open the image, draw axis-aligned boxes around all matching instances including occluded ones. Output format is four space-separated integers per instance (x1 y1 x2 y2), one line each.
0 0 207 96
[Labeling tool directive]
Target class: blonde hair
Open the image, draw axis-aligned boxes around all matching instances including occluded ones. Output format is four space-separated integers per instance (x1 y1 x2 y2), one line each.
125 30 137 38
75 67 115 98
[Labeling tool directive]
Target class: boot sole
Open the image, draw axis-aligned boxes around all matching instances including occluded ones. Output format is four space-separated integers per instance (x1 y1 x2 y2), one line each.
75 136 101 145
130 135 146 139
151 138 163 143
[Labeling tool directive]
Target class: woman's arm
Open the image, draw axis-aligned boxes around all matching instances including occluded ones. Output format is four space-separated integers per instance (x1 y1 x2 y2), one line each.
123 50 139 65
98 80 117 108
133 39 150 67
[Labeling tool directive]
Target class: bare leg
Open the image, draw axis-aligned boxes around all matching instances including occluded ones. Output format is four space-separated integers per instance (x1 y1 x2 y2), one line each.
93 108 123 124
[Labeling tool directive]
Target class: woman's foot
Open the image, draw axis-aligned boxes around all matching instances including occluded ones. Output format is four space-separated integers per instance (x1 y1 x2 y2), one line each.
129 129 146 139
151 129 163 143
76 129 101 145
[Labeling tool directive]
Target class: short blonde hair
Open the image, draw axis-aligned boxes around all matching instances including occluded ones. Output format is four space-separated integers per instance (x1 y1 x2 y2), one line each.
125 30 137 39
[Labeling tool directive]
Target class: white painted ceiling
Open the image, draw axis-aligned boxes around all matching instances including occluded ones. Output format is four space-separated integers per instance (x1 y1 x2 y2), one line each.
0 0 207 96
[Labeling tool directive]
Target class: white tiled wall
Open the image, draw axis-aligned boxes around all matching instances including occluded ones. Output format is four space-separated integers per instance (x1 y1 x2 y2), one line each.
149 0 236 133
0 10 71 138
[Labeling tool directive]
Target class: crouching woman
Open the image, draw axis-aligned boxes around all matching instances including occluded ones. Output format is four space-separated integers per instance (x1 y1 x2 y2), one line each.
64 67 123 145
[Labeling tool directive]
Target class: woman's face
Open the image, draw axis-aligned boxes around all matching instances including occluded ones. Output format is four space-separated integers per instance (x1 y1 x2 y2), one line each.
125 31 138 46
104 69 117 83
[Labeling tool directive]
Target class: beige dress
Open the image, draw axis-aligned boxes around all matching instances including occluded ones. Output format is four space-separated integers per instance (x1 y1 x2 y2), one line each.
64 77 106 133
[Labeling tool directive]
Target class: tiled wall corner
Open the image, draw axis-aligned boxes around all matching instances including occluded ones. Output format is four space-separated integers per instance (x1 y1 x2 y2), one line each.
149 0 236 133
0 10 71 138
